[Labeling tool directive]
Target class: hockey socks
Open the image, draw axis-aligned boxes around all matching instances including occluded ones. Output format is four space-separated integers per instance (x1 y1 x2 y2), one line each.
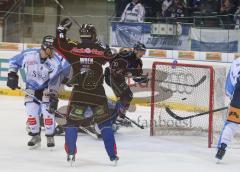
98 120 118 160
65 127 78 155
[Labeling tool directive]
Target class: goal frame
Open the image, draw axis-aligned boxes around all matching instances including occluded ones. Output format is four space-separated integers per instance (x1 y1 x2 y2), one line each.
150 61 215 148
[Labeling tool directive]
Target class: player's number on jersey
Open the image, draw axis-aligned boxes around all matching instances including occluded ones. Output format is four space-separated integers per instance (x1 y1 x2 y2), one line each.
112 61 118 68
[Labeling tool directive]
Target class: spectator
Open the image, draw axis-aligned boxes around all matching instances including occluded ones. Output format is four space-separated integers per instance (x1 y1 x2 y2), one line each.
219 0 236 28
142 0 161 21
190 0 203 12
162 0 173 17
198 0 219 27
115 0 131 18
234 5 240 29
168 0 186 17
200 0 218 15
219 0 235 14
120 0 145 22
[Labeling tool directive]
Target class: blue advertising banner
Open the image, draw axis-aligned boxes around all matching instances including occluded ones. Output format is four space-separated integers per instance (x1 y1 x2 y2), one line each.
191 28 239 53
110 22 191 50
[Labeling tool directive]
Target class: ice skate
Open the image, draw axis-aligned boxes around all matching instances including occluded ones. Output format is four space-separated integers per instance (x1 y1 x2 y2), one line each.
46 136 55 150
110 155 119 166
67 154 75 166
28 135 41 149
216 143 227 163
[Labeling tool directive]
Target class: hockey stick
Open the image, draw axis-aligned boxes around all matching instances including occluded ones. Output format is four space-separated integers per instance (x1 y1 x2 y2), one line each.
130 75 206 88
22 89 99 139
52 107 100 139
125 116 144 129
155 75 207 87
165 106 228 121
53 0 81 28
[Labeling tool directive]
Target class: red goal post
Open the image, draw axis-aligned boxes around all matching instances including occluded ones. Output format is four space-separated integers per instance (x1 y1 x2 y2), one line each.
150 61 215 148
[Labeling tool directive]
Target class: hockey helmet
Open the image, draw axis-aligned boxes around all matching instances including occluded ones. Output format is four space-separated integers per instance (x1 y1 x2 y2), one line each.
133 42 146 51
41 35 55 50
41 35 55 58
79 24 97 41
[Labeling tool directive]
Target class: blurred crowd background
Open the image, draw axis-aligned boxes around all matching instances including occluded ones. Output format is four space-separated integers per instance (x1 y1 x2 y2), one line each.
0 0 239 46
114 0 240 28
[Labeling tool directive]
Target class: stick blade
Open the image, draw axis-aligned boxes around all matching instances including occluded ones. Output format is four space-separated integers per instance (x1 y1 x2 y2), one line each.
193 75 207 87
165 107 185 120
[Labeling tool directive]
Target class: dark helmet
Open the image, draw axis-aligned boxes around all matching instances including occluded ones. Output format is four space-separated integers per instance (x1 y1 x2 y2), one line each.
41 35 55 50
133 42 146 51
79 24 97 41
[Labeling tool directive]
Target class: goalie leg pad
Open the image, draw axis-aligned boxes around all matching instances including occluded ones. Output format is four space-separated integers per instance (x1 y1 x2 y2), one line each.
217 121 239 148
25 102 41 135
65 127 78 155
98 120 117 160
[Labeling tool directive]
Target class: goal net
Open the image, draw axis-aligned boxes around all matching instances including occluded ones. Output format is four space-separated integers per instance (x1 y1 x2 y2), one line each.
150 61 232 148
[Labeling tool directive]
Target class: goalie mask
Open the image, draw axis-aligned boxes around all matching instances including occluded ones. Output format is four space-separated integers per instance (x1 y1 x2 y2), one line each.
79 24 97 41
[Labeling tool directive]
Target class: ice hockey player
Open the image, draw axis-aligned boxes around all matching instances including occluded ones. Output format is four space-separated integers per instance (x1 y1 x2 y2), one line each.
216 57 240 161
7 35 68 149
104 42 148 123
53 18 119 164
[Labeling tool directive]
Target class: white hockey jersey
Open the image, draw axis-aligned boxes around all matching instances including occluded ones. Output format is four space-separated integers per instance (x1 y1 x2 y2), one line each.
225 58 240 98
120 2 145 22
9 48 70 91
162 0 172 16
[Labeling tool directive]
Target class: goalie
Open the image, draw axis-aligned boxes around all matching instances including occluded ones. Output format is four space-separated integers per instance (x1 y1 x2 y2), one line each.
216 57 240 161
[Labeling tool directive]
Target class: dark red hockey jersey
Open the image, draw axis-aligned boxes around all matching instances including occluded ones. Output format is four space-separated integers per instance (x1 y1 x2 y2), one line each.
53 32 112 106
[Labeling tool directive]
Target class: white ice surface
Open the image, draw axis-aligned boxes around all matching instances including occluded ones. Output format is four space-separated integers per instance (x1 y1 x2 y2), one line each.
0 95 240 172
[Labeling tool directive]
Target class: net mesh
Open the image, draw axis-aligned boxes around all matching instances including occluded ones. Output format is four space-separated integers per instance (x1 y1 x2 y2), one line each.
150 62 214 147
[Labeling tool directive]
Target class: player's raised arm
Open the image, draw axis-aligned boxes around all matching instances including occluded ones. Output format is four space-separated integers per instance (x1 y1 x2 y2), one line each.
54 18 74 53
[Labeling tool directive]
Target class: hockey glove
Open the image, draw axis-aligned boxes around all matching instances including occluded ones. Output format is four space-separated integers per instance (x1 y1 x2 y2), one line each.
133 75 149 84
58 18 72 31
48 93 59 114
57 18 72 36
7 72 19 90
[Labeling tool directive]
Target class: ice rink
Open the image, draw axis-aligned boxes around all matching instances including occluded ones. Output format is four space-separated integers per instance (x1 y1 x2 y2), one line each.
1 95 240 172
